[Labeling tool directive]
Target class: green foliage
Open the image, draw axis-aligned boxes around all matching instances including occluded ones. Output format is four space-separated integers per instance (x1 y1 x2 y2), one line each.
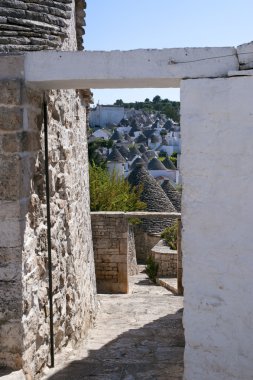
114 99 124 106
88 139 113 168
113 96 180 123
89 164 146 212
146 255 159 282
175 184 182 194
161 221 178 250
169 154 177 167
158 151 167 158
160 129 167 136
153 95 162 103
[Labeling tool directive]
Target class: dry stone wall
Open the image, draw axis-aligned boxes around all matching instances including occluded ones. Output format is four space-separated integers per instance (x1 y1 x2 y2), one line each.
0 0 86 52
128 225 138 276
91 213 130 294
0 1 96 377
133 224 161 263
151 241 177 277
0 59 97 380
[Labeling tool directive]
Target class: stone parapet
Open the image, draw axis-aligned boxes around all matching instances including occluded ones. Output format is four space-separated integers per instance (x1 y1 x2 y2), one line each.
151 240 177 277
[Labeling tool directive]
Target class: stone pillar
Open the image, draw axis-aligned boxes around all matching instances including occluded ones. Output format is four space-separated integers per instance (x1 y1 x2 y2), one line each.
0 76 27 369
0 55 97 378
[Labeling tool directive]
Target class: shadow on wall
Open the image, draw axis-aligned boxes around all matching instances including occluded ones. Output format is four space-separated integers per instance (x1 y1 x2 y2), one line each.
46 310 185 380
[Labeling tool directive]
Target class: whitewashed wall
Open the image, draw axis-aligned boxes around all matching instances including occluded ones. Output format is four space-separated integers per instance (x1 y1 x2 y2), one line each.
89 106 124 127
148 169 176 182
181 76 253 380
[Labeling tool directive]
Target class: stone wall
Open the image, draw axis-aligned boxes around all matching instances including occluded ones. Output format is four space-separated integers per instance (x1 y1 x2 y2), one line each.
128 225 138 276
0 55 97 378
151 241 177 277
181 76 253 380
91 213 130 294
133 224 161 263
0 0 86 52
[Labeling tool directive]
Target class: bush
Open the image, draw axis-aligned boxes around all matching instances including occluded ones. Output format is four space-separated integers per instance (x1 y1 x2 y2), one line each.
161 221 178 250
169 155 177 167
146 255 158 282
89 164 146 212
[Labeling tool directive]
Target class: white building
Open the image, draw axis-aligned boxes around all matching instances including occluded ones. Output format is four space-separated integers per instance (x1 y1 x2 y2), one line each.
89 105 124 127
91 128 110 140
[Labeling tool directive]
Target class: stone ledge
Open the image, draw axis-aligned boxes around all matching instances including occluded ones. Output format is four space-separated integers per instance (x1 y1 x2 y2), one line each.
91 211 181 219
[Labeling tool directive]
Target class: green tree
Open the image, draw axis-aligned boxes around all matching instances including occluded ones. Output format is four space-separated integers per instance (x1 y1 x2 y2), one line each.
114 99 124 106
88 139 113 168
89 164 146 211
153 95 161 103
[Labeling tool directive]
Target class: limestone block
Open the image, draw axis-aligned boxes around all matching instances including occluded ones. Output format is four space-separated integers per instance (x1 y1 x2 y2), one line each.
0 320 22 354
0 246 21 279
0 154 34 202
0 281 22 320
26 108 43 131
0 80 21 105
0 107 23 131
0 219 24 247
1 131 40 153
0 55 24 80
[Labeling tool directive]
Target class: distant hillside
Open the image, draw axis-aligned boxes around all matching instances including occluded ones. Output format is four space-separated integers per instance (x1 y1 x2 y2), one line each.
114 95 180 123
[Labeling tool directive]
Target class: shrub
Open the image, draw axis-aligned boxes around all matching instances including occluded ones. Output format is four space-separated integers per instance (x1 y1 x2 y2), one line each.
161 221 178 250
146 255 158 282
89 164 146 212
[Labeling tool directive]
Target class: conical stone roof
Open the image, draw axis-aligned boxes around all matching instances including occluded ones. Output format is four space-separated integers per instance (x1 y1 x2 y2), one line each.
129 145 141 156
135 133 147 144
107 147 126 163
163 120 173 131
145 150 156 159
163 157 177 170
130 119 141 130
128 166 176 233
143 129 154 139
118 145 130 160
131 157 146 169
111 130 123 141
161 180 181 212
141 153 149 163
148 158 167 171
124 133 132 142
138 144 147 154
150 134 160 143
129 128 135 137
151 120 159 129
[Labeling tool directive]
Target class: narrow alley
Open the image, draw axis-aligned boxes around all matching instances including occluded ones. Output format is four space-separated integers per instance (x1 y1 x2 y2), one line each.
42 267 184 380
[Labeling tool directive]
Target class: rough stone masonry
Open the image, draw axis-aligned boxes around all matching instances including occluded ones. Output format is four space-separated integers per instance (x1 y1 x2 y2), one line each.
0 1 97 379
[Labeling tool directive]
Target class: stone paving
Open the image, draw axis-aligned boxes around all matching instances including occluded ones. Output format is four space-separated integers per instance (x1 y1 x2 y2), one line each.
42 267 184 380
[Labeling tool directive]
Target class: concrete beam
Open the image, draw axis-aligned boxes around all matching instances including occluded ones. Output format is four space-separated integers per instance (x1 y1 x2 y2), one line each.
24 48 238 89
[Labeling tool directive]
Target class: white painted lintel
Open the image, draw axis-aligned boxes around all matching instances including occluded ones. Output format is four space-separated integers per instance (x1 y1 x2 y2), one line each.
24 47 238 90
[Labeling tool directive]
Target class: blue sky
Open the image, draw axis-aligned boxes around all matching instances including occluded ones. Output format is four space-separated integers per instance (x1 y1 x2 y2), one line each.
85 0 253 105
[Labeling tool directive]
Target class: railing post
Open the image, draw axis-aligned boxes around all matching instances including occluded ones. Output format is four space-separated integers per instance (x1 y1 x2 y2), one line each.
177 217 184 296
